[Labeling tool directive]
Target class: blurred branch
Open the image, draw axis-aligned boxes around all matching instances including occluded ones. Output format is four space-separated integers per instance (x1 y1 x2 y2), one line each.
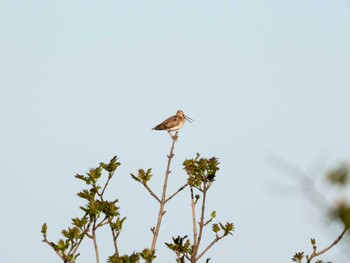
307 227 349 263
271 156 350 262
269 155 329 209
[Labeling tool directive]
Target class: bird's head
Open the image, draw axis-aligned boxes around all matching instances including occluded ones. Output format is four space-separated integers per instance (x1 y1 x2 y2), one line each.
177 110 193 123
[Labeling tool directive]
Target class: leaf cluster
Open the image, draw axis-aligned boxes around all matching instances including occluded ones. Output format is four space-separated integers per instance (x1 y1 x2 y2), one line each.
164 153 234 262
130 168 153 185
108 252 140 263
42 152 233 263
41 156 136 262
291 161 350 263
183 153 219 191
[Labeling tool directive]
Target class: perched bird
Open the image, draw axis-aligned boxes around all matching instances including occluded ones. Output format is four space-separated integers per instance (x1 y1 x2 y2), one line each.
152 110 193 139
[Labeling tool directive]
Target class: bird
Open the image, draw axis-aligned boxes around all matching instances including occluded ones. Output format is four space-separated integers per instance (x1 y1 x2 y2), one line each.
152 110 193 139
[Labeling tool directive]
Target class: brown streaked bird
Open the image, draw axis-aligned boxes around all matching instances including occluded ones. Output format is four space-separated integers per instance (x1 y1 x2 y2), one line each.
152 110 193 138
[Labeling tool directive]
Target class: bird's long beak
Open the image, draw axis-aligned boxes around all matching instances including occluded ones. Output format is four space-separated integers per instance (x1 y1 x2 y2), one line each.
184 115 193 123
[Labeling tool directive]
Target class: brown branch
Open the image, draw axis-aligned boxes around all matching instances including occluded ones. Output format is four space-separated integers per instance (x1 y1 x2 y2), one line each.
203 218 213 227
307 226 349 263
70 232 86 257
92 222 100 263
42 237 65 261
195 235 223 262
101 171 114 197
93 175 121 257
192 184 208 262
110 227 120 257
143 183 161 203
165 183 188 204
150 131 178 252
96 216 109 228
190 187 198 263
73 219 92 253
197 185 207 247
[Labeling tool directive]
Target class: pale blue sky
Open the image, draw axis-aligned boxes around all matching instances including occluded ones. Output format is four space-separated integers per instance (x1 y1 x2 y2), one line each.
1 1 350 262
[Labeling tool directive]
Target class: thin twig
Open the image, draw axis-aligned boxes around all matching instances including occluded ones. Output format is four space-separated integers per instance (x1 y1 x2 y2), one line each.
42 237 65 261
203 218 213 227
197 184 207 248
108 217 121 257
143 183 161 203
307 226 349 263
71 228 88 256
111 227 120 257
165 183 188 204
101 171 114 197
196 236 222 262
93 173 121 257
96 216 109 228
192 184 207 262
150 131 178 252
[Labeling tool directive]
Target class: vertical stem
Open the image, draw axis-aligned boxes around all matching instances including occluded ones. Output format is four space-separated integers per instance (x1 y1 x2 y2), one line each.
191 183 207 263
190 187 198 263
150 132 178 252
92 224 100 263
110 223 119 257
196 184 207 254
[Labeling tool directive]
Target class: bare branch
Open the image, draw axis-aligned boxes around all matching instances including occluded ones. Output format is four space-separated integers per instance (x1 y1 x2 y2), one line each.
101 171 114 197
92 223 100 263
192 184 208 261
150 131 178 252
165 183 188 204
196 235 222 262
203 218 213 227
191 187 198 261
143 183 161 203
96 216 109 228
42 237 65 262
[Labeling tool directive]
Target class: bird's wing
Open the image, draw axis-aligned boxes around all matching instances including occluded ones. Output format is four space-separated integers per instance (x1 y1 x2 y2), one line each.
153 115 178 130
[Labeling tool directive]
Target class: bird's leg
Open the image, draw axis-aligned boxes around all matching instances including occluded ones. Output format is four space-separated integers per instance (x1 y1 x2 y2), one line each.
167 131 179 141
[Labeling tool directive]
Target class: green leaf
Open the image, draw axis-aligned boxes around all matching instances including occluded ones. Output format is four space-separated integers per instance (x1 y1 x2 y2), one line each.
41 223 47 236
211 211 216 218
87 167 102 182
130 173 141 183
183 154 220 191
212 223 220 233
100 156 121 172
57 239 67 251
310 238 316 246
133 168 153 184
72 216 88 228
223 222 235 236
292 252 304 263
140 248 156 262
